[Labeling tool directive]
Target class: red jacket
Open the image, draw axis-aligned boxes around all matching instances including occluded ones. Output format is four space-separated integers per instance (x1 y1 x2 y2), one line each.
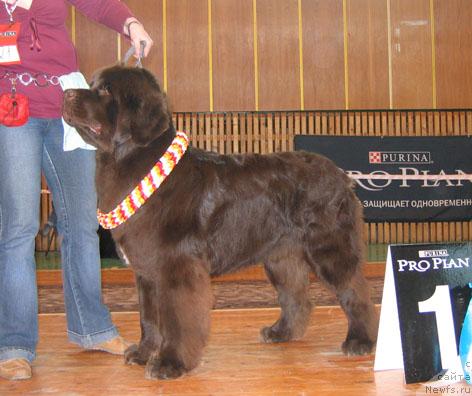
0 0 133 117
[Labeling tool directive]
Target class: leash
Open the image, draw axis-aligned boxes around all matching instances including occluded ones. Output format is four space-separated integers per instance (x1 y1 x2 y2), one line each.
122 40 146 68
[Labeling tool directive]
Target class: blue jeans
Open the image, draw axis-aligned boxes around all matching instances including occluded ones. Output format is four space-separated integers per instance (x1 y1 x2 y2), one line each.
0 118 118 363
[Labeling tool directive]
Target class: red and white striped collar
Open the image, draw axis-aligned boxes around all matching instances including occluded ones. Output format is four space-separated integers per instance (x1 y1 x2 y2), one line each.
97 131 189 229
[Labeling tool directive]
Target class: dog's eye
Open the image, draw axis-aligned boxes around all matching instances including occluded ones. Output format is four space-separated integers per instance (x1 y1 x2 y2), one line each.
98 85 111 96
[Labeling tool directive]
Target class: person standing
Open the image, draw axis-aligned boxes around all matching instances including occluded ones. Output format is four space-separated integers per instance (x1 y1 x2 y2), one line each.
0 0 153 380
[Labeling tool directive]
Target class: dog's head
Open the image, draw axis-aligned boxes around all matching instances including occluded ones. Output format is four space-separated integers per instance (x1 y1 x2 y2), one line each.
62 65 170 159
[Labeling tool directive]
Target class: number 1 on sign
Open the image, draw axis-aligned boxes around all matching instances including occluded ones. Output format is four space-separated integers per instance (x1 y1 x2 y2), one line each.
418 285 459 369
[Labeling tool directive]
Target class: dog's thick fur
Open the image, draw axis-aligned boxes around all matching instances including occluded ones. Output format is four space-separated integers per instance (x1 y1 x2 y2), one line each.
62 65 378 380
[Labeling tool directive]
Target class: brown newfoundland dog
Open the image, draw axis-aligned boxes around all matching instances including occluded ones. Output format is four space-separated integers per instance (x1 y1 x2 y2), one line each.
62 65 377 380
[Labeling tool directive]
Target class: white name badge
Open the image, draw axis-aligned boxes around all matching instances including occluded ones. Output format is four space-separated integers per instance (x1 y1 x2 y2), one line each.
0 22 21 65
0 44 19 63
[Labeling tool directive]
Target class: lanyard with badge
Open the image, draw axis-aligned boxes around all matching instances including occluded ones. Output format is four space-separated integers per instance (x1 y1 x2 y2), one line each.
0 0 29 126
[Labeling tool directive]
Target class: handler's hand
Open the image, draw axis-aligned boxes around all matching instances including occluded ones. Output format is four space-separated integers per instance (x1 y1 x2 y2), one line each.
123 18 154 58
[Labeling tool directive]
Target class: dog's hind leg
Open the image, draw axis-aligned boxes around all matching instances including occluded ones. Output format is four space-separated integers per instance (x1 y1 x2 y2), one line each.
125 274 161 366
335 268 378 355
261 247 312 343
145 257 213 380
305 244 378 356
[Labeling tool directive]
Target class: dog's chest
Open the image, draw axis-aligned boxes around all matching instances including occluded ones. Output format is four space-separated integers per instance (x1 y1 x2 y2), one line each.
114 241 152 276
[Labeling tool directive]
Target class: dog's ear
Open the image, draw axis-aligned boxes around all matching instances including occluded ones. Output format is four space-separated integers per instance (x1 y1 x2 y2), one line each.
110 68 172 161
115 70 170 147
132 89 171 146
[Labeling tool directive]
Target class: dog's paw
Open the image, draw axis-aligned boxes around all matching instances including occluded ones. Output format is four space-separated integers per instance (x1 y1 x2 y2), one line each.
341 338 374 356
260 326 291 343
145 357 187 380
124 344 150 366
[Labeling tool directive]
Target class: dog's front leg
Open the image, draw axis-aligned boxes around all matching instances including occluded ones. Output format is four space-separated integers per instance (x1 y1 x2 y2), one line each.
125 274 161 365
145 258 212 380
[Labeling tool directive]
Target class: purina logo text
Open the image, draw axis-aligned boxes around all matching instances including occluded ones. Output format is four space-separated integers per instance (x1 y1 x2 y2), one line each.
418 249 449 258
369 151 432 165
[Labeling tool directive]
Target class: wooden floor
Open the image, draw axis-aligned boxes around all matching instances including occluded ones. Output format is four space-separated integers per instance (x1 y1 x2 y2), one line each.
1 307 469 395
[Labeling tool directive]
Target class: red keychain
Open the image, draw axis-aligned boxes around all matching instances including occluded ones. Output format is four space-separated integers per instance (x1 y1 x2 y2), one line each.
0 81 29 126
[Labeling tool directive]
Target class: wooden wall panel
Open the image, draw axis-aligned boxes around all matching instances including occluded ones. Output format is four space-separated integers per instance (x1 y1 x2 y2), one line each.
390 0 433 108
74 10 118 80
434 0 472 108
122 0 164 85
346 0 390 109
256 0 300 110
301 1 345 110
70 1 472 111
166 0 210 111
212 0 255 111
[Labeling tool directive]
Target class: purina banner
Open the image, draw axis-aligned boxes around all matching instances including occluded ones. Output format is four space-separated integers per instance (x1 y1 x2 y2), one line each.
294 136 472 222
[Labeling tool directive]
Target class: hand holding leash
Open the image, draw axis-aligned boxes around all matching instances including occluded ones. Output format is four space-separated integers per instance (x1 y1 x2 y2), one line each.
125 18 153 59
122 41 146 68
